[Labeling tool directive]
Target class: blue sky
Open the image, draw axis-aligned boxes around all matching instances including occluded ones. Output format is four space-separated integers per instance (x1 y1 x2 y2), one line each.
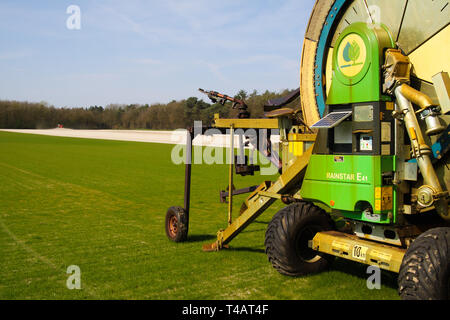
0 0 315 108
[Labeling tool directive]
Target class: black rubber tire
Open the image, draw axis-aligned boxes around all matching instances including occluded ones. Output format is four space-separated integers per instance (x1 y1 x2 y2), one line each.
165 206 188 242
398 227 450 300
265 201 335 277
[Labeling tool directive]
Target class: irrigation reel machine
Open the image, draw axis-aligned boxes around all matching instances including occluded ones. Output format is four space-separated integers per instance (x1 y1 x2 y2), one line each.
165 0 450 299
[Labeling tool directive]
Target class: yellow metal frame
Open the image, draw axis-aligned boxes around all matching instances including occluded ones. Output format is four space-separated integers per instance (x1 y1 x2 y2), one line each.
311 231 406 273
204 144 315 251
213 114 279 129
204 113 319 251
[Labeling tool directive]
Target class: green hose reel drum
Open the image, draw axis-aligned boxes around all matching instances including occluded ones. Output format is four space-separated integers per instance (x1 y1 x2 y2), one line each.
300 0 450 126
299 21 397 224
299 0 450 224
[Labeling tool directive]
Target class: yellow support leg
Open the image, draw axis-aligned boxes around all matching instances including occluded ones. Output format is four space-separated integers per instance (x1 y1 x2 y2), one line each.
203 145 314 252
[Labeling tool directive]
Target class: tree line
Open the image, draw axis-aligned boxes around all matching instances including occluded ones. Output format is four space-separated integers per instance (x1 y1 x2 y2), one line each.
0 89 299 130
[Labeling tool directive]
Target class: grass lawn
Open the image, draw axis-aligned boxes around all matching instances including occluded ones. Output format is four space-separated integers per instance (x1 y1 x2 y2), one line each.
0 131 400 299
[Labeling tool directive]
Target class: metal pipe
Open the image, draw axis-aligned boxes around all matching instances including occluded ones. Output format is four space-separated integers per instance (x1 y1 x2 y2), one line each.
220 186 258 203
395 85 449 220
398 84 444 136
228 126 234 225
183 128 193 228
395 86 431 155
397 83 435 111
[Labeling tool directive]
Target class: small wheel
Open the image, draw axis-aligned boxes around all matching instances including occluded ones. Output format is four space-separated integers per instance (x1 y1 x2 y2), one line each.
265 201 335 277
398 227 450 300
165 206 188 242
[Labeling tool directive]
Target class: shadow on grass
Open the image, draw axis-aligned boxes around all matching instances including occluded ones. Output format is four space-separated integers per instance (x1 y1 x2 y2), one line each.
330 258 398 289
253 220 269 225
227 246 266 254
187 234 216 243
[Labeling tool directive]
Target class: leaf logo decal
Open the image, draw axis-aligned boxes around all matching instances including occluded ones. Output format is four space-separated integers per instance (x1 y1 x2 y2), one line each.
339 35 365 76
343 41 360 64
348 40 360 64
343 42 352 62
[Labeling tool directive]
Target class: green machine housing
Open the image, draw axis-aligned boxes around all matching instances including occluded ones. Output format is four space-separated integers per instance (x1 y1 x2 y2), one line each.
301 22 397 224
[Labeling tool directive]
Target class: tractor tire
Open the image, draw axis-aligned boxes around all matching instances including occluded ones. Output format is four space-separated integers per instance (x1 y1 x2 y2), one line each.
398 227 450 300
265 201 335 277
165 206 188 242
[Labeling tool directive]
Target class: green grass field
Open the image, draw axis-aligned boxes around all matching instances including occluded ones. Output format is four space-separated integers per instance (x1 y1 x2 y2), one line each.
0 131 400 300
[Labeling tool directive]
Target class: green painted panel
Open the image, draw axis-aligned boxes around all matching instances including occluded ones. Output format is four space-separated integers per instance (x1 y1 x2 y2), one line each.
301 154 395 224
327 22 395 105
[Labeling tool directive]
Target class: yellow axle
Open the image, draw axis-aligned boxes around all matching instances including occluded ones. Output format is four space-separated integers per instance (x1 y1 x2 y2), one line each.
310 231 406 273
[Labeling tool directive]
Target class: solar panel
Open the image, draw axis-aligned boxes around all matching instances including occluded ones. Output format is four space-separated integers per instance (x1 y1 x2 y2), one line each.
311 111 352 129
